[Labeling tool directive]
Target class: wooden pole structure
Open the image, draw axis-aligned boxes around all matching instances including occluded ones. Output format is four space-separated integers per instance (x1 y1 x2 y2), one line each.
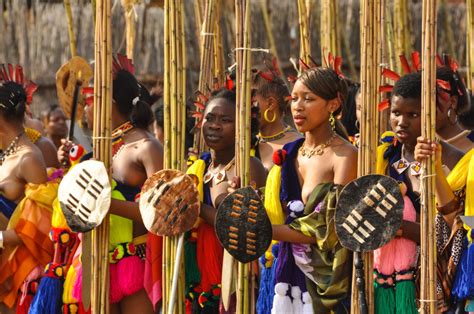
297 0 311 65
213 0 225 86
420 1 438 313
122 0 136 61
353 1 382 313
64 0 77 57
467 0 474 90
162 0 187 312
234 0 252 313
259 0 283 75
90 0 112 312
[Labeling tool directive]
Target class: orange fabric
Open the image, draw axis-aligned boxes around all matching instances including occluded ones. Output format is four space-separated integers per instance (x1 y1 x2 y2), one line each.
0 184 56 308
144 232 163 308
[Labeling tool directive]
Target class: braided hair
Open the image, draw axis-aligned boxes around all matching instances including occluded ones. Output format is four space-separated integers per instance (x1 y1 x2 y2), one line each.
0 81 27 122
252 74 290 114
298 67 349 139
113 70 153 129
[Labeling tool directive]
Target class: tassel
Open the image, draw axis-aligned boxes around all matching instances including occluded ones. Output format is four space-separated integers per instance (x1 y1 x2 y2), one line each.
291 286 303 313
116 255 144 296
185 231 201 295
256 257 273 314
29 277 63 314
271 283 293 314
395 280 417 314
452 240 474 300
374 282 395 314
72 266 82 302
302 292 314 314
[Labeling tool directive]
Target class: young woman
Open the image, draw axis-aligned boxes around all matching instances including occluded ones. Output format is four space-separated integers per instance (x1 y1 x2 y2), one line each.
435 66 474 153
252 73 301 170
44 104 68 149
187 89 266 313
0 81 54 312
375 72 465 313
260 67 357 313
59 66 163 314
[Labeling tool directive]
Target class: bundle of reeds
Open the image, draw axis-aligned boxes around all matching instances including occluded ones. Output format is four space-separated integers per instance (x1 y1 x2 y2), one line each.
162 0 187 312
467 0 474 90
353 1 383 313
320 0 340 60
90 0 112 312
63 0 77 57
259 0 283 75
121 0 137 61
393 0 412 73
419 1 438 313
194 0 216 152
234 0 252 312
297 0 310 65
213 0 225 86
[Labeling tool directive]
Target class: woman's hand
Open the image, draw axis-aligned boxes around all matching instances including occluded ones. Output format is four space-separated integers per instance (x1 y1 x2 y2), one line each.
58 139 73 168
227 176 241 194
415 136 442 167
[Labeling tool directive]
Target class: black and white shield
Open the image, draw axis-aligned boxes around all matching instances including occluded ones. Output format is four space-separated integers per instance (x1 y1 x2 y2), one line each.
335 174 404 252
215 186 272 263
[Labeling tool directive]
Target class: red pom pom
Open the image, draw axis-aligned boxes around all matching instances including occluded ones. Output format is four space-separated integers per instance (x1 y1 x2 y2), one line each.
272 149 287 166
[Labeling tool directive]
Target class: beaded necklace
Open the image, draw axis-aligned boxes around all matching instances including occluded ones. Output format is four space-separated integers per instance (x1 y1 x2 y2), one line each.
258 125 293 143
0 132 24 166
112 121 134 160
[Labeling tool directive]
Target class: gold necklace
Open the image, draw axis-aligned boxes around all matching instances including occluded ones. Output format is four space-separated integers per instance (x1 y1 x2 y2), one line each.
204 157 236 186
258 126 293 143
0 132 24 166
299 133 336 158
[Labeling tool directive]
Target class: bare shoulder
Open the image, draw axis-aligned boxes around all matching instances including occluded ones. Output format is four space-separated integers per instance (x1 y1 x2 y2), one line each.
332 137 358 159
249 156 267 188
440 140 464 170
17 145 47 184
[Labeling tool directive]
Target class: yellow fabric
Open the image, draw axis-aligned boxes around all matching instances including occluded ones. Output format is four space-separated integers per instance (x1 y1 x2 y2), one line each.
264 165 285 225
109 180 133 247
25 127 41 144
62 255 79 304
186 159 206 202
375 131 396 175
8 183 58 229
446 149 474 238
51 197 70 229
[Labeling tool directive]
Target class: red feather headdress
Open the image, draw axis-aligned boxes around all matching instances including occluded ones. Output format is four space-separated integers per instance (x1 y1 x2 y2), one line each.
0 63 38 107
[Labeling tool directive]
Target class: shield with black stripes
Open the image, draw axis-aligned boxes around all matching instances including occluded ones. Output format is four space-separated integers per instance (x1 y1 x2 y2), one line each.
335 174 404 252
58 160 112 232
139 169 200 236
215 186 272 263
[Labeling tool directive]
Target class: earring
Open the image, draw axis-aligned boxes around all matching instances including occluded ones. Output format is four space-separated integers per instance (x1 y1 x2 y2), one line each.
264 109 277 123
355 120 360 131
447 108 458 125
329 112 336 131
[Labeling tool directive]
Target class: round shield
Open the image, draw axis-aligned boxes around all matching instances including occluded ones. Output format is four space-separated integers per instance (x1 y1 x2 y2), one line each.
139 169 200 236
215 186 272 263
59 160 111 233
56 56 93 121
335 175 404 252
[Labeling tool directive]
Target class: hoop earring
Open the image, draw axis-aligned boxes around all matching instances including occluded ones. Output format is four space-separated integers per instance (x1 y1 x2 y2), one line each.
355 120 360 131
329 112 336 131
264 109 277 123
447 108 458 125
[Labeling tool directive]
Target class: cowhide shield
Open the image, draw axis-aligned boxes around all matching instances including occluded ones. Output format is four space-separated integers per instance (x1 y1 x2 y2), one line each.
59 160 111 233
56 56 93 121
215 186 272 263
139 169 200 236
335 174 404 252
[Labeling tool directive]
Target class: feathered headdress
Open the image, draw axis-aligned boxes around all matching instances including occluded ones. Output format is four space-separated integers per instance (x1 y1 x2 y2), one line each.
288 52 345 83
0 64 38 106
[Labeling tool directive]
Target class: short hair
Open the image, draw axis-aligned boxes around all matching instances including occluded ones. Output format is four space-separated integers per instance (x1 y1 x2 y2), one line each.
392 72 422 99
0 81 27 122
252 74 290 113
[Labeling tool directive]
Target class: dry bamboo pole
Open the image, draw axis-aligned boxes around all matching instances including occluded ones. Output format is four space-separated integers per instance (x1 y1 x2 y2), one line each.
393 0 412 73
297 0 310 65
259 0 283 76
420 1 438 313
385 4 396 71
440 0 455 59
340 4 357 80
234 0 252 312
467 0 474 90
63 0 77 57
90 0 112 312
320 0 339 62
353 1 381 313
194 0 216 152
121 0 136 61
213 0 225 85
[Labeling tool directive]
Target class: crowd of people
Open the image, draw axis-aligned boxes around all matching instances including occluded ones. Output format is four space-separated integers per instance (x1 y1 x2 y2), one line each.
0 52 474 314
